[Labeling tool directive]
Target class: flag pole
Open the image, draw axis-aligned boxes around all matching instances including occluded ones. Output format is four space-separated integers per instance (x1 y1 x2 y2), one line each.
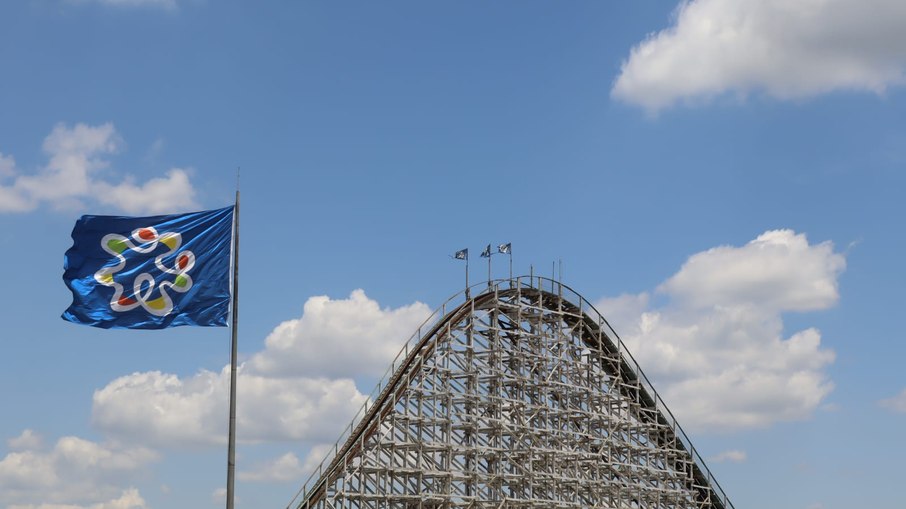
509 250 513 281
487 249 491 287
226 188 240 509
465 253 470 299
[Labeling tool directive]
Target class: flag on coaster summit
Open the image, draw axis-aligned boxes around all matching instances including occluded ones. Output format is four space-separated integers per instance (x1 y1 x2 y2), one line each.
62 206 234 329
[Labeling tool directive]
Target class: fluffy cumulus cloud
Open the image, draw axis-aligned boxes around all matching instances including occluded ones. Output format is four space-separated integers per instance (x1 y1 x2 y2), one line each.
239 452 302 483
239 444 334 484
596 230 844 431
0 153 37 213
7 430 43 451
249 289 432 378
239 452 306 483
92 290 428 447
7 489 147 509
0 122 197 214
0 433 155 507
93 169 197 214
612 0 906 112
879 388 906 413
658 230 844 312
93 368 368 446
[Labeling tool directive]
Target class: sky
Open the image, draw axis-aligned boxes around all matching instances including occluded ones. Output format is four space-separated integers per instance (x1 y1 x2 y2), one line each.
1 0 905 508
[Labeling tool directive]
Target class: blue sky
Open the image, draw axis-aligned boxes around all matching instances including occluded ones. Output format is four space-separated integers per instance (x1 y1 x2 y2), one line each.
1 0 905 507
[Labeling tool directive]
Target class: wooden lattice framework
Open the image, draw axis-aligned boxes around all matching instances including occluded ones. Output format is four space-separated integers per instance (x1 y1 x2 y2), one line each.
289 277 734 509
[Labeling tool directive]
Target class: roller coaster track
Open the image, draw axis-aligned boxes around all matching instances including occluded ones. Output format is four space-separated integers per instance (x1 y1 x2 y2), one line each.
288 277 734 509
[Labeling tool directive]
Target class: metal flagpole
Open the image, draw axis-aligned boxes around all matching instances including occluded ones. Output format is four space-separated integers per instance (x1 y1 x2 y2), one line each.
498 243 512 281
226 188 240 509
463 256 470 300
480 244 492 288
487 249 491 287
509 250 513 281
454 249 469 298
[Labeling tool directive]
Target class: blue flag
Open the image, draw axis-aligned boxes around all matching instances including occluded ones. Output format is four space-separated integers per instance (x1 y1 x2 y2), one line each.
62 206 234 329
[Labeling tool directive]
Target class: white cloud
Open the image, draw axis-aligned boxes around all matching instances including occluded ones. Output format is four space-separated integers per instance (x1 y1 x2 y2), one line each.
145 138 166 161
0 153 36 213
7 489 148 509
0 152 15 178
0 122 198 214
6 429 44 451
238 375 368 443
596 230 842 431
612 0 906 112
93 368 368 446
14 123 121 207
249 289 432 378
659 230 845 312
239 444 334 484
8 430 43 451
238 452 304 483
0 186 33 212
596 292 650 336
211 488 231 505
298 443 334 479
94 168 197 215
92 290 427 448
879 388 906 413
708 449 747 463
0 434 155 507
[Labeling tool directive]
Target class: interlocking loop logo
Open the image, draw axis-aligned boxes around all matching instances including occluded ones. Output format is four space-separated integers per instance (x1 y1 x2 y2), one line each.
94 226 195 317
